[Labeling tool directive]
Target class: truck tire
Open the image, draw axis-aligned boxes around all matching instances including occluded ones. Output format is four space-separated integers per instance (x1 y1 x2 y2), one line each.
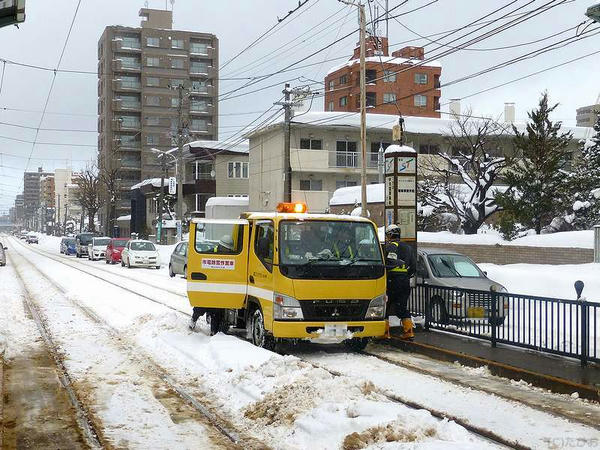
343 338 369 352
251 309 275 351
208 310 229 336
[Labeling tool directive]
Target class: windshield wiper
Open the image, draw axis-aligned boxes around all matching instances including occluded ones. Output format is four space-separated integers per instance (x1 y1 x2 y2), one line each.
440 259 462 277
343 257 381 266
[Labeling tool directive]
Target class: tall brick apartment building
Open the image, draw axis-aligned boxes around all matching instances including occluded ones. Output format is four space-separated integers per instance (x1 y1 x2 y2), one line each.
324 36 441 118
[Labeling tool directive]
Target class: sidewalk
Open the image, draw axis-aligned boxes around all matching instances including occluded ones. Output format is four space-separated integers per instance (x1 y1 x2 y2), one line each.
388 328 600 401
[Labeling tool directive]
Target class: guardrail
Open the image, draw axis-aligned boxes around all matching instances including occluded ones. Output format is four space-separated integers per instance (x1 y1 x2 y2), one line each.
409 284 599 366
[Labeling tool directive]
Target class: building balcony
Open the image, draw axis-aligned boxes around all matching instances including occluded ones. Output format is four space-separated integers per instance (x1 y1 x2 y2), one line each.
189 85 215 97
119 160 142 170
189 105 215 116
188 124 215 135
189 65 217 78
189 46 215 59
112 59 141 72
111 38 142 52
112 98 141 112
112 79 141 92
290 149 380 172
112 121 141 132
291 190 330 213
113 140 141 151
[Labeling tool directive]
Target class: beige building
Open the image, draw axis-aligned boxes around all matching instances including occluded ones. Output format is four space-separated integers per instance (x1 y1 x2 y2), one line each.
576 104 600 127
247 111 587 213
97 8 218 224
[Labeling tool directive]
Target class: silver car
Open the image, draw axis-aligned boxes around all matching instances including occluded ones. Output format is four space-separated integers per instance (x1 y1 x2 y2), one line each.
415 247 508 326
169 241 188 277
0 243 6 266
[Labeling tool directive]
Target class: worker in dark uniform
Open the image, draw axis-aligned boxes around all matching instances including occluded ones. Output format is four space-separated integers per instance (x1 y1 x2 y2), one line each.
384 224 416 340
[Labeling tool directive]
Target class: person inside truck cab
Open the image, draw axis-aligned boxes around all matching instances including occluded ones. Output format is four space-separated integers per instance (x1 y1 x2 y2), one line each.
213 235 235 254
331 225 356 259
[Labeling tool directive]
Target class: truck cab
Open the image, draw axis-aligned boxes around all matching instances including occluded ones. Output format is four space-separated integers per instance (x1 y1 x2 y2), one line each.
186 204 387 350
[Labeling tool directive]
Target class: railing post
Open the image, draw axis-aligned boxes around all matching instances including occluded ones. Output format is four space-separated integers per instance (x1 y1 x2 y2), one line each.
581 300 588 367
594 225 600 263
423 284 430 331
490 289 497 348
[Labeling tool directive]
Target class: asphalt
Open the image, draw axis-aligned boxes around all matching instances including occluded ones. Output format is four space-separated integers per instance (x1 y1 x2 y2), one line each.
388 328 600 401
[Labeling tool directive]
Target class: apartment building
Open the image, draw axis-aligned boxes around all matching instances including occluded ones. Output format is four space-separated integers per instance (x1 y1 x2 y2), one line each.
247 111 586 213
576 103 600 127
97 8 218 223
23 167 52 229
324 36 441 118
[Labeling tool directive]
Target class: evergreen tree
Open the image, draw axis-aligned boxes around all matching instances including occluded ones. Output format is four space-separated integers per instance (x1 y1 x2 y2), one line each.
496 92 572 234
569 112 600 229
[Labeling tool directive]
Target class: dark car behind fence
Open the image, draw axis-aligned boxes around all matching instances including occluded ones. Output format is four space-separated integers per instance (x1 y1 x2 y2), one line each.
409 284 599 366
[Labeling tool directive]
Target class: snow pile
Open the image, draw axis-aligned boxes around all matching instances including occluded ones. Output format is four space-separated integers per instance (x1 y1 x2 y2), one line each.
573 200 591 212
130 178 164 190
330 184 384 206
384 144 416 155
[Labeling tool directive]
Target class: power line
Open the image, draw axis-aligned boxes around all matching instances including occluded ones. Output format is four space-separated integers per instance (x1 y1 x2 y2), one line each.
0 134 96 147
0 120 96 133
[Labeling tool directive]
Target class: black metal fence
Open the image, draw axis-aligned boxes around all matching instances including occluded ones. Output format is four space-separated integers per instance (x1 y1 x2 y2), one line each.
409 284 599 366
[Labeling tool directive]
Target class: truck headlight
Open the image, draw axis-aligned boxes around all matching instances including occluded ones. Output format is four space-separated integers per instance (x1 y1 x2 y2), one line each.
365 294 386 319
273 293 304 320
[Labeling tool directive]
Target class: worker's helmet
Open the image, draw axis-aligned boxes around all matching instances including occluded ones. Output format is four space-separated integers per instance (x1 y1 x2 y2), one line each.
219 235 234 251
385 224 401 240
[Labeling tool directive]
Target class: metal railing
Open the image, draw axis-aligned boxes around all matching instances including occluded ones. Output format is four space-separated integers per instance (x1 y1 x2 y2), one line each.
409 284 599 366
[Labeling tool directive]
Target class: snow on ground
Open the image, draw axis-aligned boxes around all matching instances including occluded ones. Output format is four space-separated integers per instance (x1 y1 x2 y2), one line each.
480 262 600 302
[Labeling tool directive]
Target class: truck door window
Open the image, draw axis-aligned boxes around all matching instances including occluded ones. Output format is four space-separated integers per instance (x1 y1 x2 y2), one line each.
194 222 243 255
254 222 274 272
417 255 429 278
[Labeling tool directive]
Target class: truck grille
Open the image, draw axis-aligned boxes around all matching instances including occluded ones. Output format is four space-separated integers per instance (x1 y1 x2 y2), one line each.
300 299 370 322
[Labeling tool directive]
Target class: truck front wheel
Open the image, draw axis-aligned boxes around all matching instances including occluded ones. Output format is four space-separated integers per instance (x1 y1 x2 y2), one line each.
344 338 369 352
251 309 275 351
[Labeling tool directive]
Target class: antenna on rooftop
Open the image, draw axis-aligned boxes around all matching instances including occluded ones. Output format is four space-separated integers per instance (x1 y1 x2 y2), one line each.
144 0 149 8
170 0 175 11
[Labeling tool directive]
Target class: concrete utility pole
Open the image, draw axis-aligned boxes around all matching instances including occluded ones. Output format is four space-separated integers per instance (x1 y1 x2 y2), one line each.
174 83 187 241
274 83 318 203
340 0 368 217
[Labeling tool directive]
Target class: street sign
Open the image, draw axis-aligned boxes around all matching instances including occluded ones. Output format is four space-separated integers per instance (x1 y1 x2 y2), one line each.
168 176 176 195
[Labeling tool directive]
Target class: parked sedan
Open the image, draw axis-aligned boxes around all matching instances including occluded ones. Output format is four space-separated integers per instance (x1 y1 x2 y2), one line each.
26 233 39 244
105 238 129 264
415 247 508 326
60 237 77 255
75 232 94 258
0 243 7 266
169 241 188 277
88 237 111 261
121 240 160 269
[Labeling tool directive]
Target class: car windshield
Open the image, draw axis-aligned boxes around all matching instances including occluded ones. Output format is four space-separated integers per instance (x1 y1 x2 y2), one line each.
113 240 127 248
131 241 156 251
279 220 384 280
427 254 483 278
94 238 110 246
65 238 75 245
78 234 93 245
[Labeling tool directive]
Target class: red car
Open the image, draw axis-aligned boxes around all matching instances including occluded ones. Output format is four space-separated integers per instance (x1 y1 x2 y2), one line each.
105 238 129 264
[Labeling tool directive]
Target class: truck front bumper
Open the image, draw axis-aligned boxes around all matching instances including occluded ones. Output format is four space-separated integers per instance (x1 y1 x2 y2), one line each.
272 320 386 340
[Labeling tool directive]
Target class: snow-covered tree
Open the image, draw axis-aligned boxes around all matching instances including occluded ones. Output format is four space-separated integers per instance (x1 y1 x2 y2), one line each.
420 112 510 234
568 113 600 229
73 165 102 233
496 92 572 235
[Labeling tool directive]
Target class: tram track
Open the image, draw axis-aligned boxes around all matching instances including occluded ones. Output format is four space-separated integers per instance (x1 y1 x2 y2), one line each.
8 239 257 449
11 237 599 448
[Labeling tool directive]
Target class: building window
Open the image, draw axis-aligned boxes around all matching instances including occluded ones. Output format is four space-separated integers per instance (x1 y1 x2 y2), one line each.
383 70 396 82
146 36 160 47
146 116 160 126
339 74 348 85
419 144 440 154
190 60 208 74
190 99 208 112
299 138 322 150
119 56 140 69
191 79 209 93
121 36 141 49
146 134 158 145
336 140 358 167
366 92 377 108
366 69 377 84
119 75 140 89
146 96 160 106
146 77 160 87
328 80 334 90
299 179 323 191
171 58 184 69
383 93 397 104
336 180 357 189
190 118 208 131
171 38 184 49
117 115 140 128
171 97 180 107
414 73 428 84
339 96 348 107
370 142 390 163
190 41 209 54
414 94 427 107
228 161 249 179
146 57 160 67
328 101 334 111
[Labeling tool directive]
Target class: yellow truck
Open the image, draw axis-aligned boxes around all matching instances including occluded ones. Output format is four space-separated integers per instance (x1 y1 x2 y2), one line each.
186 203 387 350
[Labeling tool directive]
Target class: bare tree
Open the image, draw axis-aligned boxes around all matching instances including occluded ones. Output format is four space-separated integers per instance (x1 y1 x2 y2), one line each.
99 163 120 236
420 112 511 234
74 165 102 233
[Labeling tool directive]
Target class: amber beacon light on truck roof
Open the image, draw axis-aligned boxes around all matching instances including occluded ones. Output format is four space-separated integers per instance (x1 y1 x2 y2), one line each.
276 202 307 213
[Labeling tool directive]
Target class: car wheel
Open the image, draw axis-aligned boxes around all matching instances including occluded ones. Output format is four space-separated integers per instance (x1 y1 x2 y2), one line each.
156 265 160 270
105 259 109 264
251 308 275 350
429 297 449 325
169 264 175 277
127 260 132 269
182 265 187 279
121 259 125 267
343 338 369 352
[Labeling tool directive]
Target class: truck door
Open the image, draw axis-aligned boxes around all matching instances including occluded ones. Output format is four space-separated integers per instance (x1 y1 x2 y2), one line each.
187 219 249 309
248 220 275 324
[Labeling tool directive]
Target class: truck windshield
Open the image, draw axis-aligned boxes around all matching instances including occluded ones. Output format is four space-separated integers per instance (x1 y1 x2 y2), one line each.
427 254 483 278
279 220 384 280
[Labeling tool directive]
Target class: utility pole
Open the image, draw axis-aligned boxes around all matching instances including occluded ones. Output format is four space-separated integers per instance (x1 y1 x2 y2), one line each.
274 83 319 204
175 83 186 241
157 154 166 244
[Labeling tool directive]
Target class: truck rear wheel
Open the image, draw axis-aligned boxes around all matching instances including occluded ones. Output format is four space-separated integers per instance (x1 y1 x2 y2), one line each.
251 309 275 351
208 310 229 336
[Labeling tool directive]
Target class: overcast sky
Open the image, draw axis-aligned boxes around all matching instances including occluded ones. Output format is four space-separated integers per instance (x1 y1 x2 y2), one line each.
1 0 599 213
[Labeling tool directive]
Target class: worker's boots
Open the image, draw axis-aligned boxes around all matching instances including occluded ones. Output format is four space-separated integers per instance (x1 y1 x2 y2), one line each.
399 318 415 340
